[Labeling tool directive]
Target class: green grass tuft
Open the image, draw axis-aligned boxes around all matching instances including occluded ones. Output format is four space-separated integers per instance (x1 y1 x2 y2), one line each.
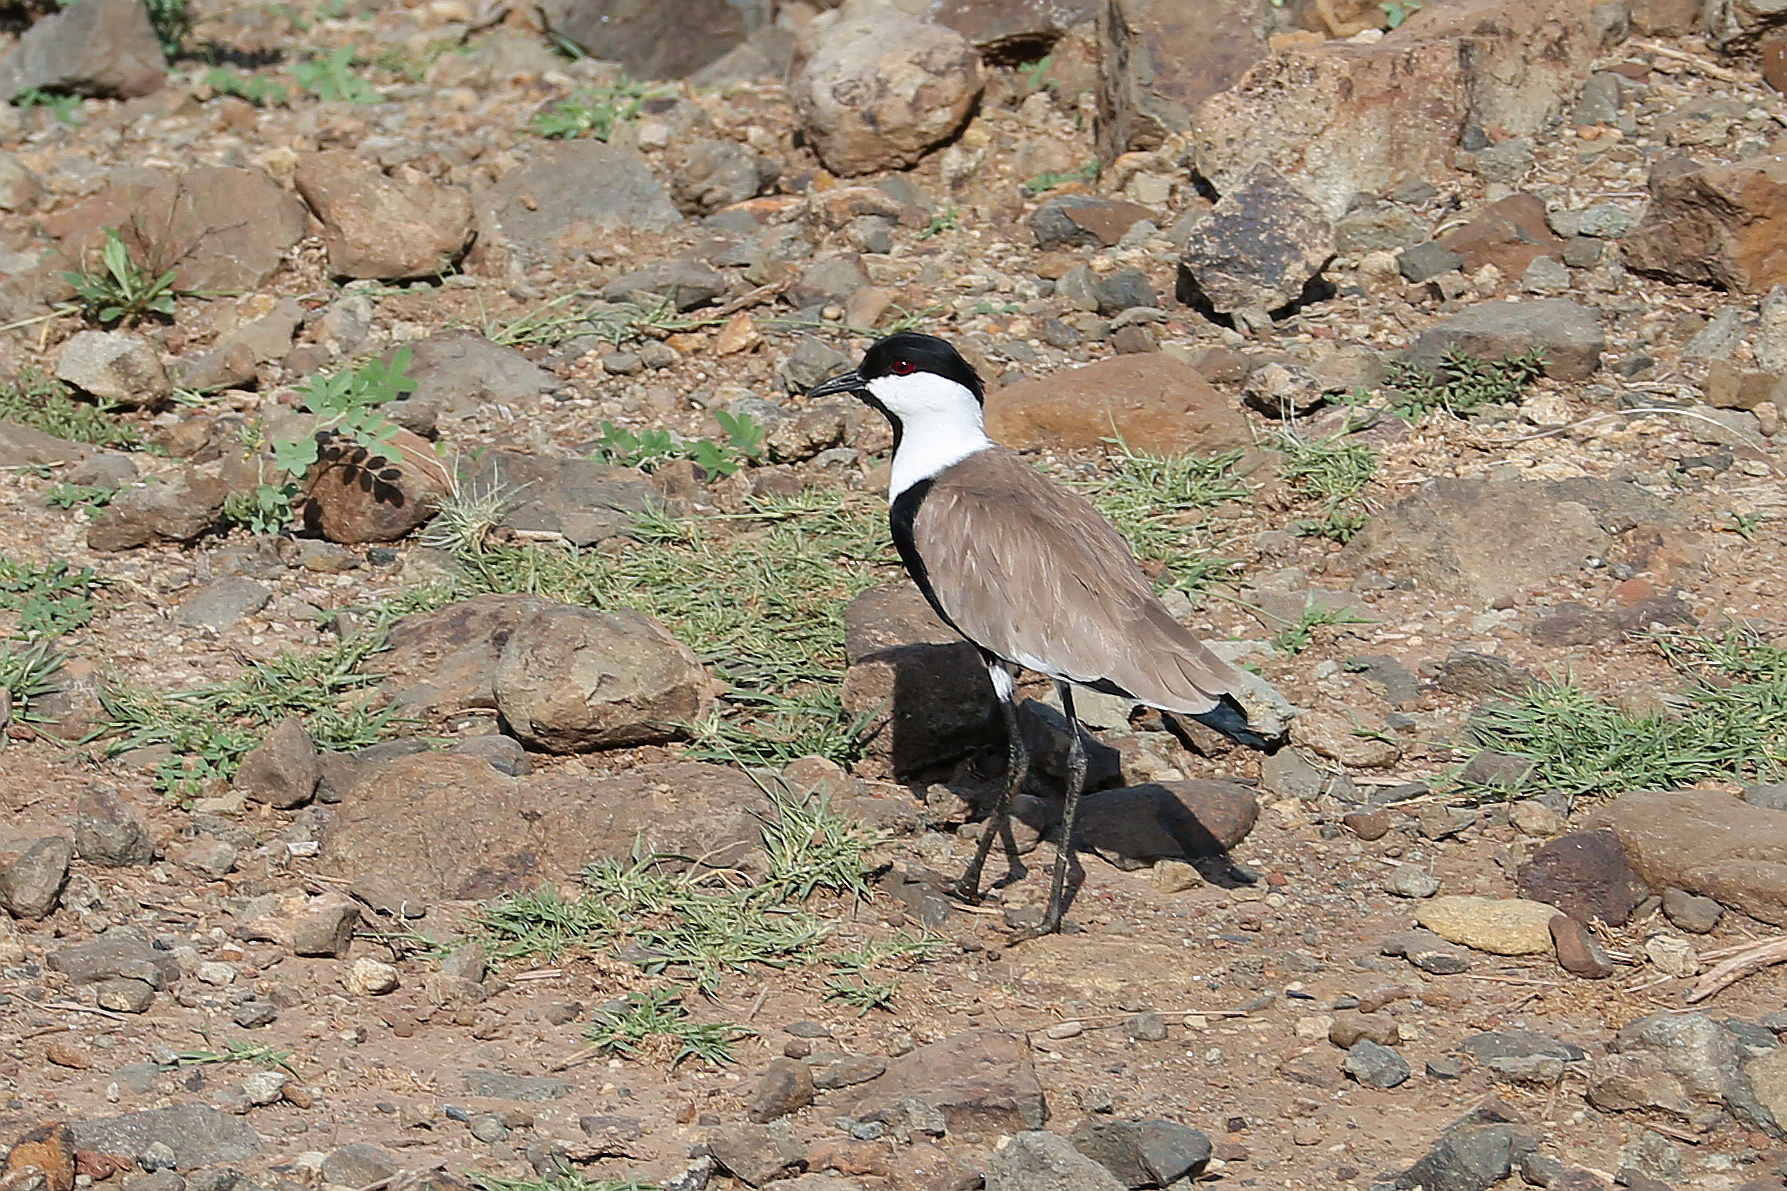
1382 347 1545 418
470 1170 655 1191
1469 629 1787 804
584 988 751 1068
1277 433 1379 544
1079 445 1248 592
0 369 141 448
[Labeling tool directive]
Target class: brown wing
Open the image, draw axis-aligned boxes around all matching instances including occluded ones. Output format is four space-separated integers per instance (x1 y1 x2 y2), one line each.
911 450 1245 714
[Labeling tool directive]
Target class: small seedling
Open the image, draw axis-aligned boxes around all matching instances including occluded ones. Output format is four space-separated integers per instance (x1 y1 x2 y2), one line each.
1016 55 1054 93
44 483 114 515
291 47 381 104
1269 600 1378 656
221 482 298 536
0 371 140 449
1382 348 1545 418
272 349 416 477
1729 510 1765 541
1021 160 1098 196
918 206 962 239
528 79 651 140
13 89 80 123
62 228 187 327
584 988 750 1068
1380 0 1422 26
0 638 61 721
593 411 761 478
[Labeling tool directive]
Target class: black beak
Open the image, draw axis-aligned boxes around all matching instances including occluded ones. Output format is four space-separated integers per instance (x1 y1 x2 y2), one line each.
806 368 865 401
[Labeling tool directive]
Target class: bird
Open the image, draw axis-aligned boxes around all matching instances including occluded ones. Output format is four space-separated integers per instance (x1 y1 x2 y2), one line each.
809 331 1275 937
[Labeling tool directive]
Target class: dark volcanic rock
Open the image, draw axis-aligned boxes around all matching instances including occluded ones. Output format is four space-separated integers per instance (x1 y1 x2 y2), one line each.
1516 829 1652 927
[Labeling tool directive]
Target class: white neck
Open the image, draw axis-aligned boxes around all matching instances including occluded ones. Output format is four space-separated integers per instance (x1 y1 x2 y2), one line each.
869 372 995 500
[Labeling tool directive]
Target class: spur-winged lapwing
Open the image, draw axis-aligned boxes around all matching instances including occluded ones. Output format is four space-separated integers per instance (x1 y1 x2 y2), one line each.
810 331 1273 937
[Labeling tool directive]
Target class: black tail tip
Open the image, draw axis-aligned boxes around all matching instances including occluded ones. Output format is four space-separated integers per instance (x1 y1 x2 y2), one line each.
1188 693 1273 751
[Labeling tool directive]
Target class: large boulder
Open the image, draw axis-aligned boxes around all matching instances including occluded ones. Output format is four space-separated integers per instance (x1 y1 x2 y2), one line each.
1180 161 1333 314
793 16 985 177
986 353 1248 454
1403 298 1605 381
492 605 712 753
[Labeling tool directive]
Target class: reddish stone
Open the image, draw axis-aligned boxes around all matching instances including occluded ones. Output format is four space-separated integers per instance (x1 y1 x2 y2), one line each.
1438 193 1566 276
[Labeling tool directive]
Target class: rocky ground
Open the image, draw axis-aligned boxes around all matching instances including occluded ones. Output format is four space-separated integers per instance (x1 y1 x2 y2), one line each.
1 0 1787 1189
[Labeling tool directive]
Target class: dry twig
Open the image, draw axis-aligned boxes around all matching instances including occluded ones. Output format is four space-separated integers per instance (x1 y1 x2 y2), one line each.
1686 935 1787 1003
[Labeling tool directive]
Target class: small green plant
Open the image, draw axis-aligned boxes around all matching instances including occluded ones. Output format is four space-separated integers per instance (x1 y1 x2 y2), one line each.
291 47 381 104
1268 600 1378 656
0 557 100 637
0 638 61 721
528 79 651 140
819 931 943 1015
421 474 525 554
1016 54 1054 93
823 974 899 1015
0 370 141 449
204 67 291 106
62 228 185 327
145 0 192 57
593 411 762 478
1082 445 1248 593
1021 160 1098 196
1278 433 1379 544
584 988 750 1068
1380 0 1422 26
470 1169 654 1191
13 89 80 123
221 482 297 536
271 350 416 477
1729 510 1765 541
1382 348 1545 419
44 483 114 515
171 1033 295 1073
919 206 962 239
1470 629 1787 805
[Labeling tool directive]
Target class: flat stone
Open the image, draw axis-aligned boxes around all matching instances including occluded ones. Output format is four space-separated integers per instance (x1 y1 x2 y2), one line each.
1031 195 1155 251
1073 780 1257 864
68 1105 262 1169
837 1029 1046 1136
1343 1039 1410 1089
56 330 170 405
73 782 153 867
706 1120 806 1187
987 1131 1125 1191
537 0 756 78
1180 162 1334 313
1516 829 1651 927
746 1057 814 1123
1404 298 1604 381
1417 896 1558 956
470 141 681 274
173 577 270 631
300 426 452 545
460 1069 577 1102
1396 1123 1516 1191
1583 789 1787 927
986 352 1250 456
0 0 162 98
1663 886 1724 934
1551 915 1616 979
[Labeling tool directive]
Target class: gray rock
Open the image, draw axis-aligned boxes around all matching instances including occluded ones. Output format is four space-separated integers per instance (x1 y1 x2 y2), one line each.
318 1144 397 1188
453 452 664 551
472 141 682 273
1458 1029 1585 1063
460 1069 576 1101
1379 928 1473 975
1403 298 1604 381
388 331 557 430
1577 202 1635 238
1521 254 1571 293
0 835 72 919
291 893 360 957
1387 864 1441 898
537 0 758 78
1069 1118 1211 1187
1032 195 1155 251
1399 242 1465 283
1617 1129 1682 1185
793 16 983 177
1604 1011 1779 1134
777 336 853 395
174 577 270 631
74 783 153 867
47 933 177 986
987 1131 1126 1191
838 1029 1045 1136
492 605 711 753
55 330 171 406
1463 138 1535 183
746 1057 815 1123
1397 1123 1516 1191
788 253 870 309
1435 649 1536 698
812 1054 886 1090
232 717 319 809
1662 887 1723 934
1094 267 1158 316
448 734 532 777
68 1105 263 1168
671 138 778 214
0 0 164 100
706 1119 806 1186
601 259 728 311
96 977 156 1013
1334 205 1428 254
1745 781 1787 811
176 298 302 392
1181 163 1334 313
1572 71 1622 125
1344 1039 1409 1088
1072 780 1257 864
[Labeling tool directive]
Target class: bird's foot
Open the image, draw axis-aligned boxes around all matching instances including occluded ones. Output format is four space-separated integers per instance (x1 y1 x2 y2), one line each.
1001 905 1067 944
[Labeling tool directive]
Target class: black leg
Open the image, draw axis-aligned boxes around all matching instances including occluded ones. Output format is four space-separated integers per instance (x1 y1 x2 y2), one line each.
1035 682 1086 937
957 664 1026 904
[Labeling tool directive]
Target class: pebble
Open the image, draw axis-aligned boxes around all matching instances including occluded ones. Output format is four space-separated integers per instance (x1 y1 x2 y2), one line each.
1342 809 1391 840
1550 914 1615 979
1124 1012 1169 1041
469 1114 509 1142
1385 864 1441 898
344 957 401 996
1343 1039 1410 1089
1661 887 1723 934
1642 931 1699 978
1045 1021 1084 1039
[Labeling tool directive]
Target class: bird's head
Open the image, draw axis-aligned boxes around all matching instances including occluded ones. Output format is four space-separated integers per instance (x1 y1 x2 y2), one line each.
806 332 985 427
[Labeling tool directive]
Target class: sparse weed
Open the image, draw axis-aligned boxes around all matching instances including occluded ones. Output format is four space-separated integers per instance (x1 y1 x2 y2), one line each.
172 1033 295 1073
62 228 188 327
584 988 750 1068
0 638 61 721
421 474 526 554
0 558 100 637
823 974 898 1015
1470 628 1787 805
1277 433 1378 544
593 410 761 478
1021 160 1098 196
1268 600 1378 656
470 1168 655 1191
221 482 297 537
1382 348 1545 418
0 370 141 449
818 932 943 1016
919 206 962 239
685 689 877 768
13 89 80 124
203 67 291 106
1080 445 1248 593
44 482 113 515
272 349 415 477
145 0 192 57
291 47 381 104
481 294 717 350
1729 510 1765 541
528 79 652 140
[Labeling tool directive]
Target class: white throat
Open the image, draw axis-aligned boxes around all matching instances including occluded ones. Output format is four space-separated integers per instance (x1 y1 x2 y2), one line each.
868 372 994 500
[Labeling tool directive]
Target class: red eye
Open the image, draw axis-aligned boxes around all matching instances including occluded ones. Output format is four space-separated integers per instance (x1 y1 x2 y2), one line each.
890 359 916 376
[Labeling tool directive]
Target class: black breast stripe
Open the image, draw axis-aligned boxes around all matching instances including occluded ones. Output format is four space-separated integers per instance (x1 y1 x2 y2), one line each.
888 478 966 639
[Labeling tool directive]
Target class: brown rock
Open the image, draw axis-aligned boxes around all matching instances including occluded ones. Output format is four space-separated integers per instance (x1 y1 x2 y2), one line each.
1342 809 1391 840
1631 0 1701 34
294 152 473 281
1031 194 1156 250
537 0 755 79
1765 35 1787 95
232 717 320 809
300 427 452 544
1626 155 1787 294
86 466 226 551
379 594 553 717
986 353 1249 454
50 167 306 292
1096 0 1267 160
492 605 712 753
837 1029 1047 1135
891 1140 980 1191
706 1121 806 1187
0 0 163 100
794 17 984 177
1516 829 1651 927
291 893 360 957
2 1122 75 1191
317 758 774 900
1073 780 1258 863
1328 1011 1399 1048
1583 789 1787 926
1180 162 1335 313
747 1058 816 1123
1292 708 1401 768
0 837 73 920
1550 914 1615 979
468 142 682 275
73 783 153 868
840 583 1002 776
1437 193 1566 276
